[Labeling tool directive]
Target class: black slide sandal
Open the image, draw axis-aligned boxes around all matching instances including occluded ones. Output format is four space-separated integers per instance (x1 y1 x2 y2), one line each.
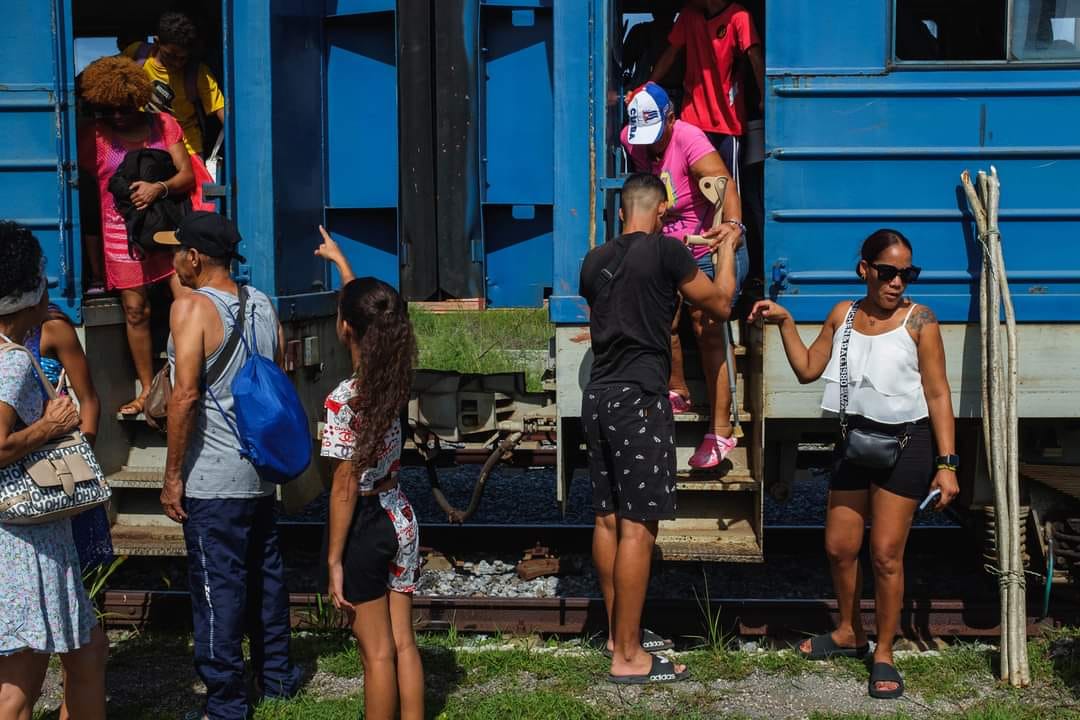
608 653 690 685
797 633 870 660
602 628 674 658
868 662 905 700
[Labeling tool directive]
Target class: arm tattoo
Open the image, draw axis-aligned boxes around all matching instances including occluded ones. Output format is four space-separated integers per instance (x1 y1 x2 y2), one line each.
906 306 938 336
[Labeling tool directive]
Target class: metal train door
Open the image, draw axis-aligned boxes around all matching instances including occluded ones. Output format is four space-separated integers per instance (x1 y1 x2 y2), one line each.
0 0 83 321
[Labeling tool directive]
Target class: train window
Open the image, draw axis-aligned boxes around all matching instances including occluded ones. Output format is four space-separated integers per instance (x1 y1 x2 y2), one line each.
894 0 1008 61
1012 0 1080 60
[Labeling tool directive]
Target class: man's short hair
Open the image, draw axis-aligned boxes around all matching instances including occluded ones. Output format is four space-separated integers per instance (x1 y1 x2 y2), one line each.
157 11 198 50
620 173 667 217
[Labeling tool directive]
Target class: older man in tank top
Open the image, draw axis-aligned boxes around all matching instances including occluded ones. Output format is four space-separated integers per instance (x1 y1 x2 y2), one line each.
155 212 300 720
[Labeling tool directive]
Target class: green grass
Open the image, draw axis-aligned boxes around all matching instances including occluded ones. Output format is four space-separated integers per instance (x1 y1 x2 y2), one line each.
411 308 552 392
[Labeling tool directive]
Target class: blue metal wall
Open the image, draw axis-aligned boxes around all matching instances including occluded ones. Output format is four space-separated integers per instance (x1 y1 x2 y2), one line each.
0 0 81 320
765 0 1080 322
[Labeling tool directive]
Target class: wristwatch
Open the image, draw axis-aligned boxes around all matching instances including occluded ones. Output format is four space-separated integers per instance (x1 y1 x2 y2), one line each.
935 454 960 471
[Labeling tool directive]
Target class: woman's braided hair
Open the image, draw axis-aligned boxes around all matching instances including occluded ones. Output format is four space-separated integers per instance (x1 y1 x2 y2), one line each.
338 278 417 475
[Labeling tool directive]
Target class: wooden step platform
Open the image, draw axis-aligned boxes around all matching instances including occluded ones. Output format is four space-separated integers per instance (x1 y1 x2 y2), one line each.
110 523 186 556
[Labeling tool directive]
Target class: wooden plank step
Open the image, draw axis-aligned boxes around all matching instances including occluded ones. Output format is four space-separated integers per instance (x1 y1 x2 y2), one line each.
655 527 762 563
110 523 186 556
107 469 164 489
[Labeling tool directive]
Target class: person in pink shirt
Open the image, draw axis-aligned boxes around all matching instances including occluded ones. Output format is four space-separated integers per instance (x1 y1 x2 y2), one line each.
621 82 748 467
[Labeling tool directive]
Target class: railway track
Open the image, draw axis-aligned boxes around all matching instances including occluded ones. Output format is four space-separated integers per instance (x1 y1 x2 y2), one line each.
276 521 972 558
101 589 1073 639
99 522 1074 639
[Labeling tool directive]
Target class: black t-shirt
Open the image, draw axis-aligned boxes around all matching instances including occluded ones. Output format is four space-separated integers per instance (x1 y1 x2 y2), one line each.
579 232 698 393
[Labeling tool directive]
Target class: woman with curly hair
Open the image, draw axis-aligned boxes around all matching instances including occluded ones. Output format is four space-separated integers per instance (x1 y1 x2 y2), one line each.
78 55 212 415
315 227 425 720
0 221 107 719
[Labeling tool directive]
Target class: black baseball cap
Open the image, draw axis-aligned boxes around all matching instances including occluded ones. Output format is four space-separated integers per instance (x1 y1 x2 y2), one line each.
154 211 247 263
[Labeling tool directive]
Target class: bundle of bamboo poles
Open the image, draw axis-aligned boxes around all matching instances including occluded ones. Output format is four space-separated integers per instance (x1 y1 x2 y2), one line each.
961 167 1029 687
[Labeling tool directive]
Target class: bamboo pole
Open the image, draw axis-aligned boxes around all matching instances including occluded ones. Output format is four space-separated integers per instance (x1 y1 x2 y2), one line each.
961 170 1011 681
990 167 1030 685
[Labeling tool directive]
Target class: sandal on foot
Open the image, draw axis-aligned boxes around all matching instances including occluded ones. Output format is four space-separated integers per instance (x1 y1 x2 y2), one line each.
797 633 869 660
119 396 147 416
868 662 904 700
603 628 674 658
608 653 689 685
688 434 738 469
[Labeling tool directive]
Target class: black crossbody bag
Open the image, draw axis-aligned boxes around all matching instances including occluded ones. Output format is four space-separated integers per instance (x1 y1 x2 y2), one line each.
837 300 910 469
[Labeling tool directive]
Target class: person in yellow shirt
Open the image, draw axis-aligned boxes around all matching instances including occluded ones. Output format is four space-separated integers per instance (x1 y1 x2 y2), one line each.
122 11 224 157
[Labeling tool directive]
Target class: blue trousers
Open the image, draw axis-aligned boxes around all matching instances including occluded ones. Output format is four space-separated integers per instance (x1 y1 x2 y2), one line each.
183 496 301 719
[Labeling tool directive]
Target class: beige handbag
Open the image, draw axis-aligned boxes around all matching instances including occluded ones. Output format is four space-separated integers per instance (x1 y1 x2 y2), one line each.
0 343 111 524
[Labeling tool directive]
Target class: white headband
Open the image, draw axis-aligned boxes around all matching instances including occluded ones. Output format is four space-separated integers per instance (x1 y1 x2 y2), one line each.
0 264 46 317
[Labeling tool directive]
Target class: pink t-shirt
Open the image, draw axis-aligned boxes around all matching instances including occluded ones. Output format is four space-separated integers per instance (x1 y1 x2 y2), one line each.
621 119 718 259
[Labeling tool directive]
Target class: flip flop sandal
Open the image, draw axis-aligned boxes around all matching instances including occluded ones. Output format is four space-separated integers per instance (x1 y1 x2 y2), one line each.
797 633 870 660
868 662 905 700
608 653 690 685
602 628 674 658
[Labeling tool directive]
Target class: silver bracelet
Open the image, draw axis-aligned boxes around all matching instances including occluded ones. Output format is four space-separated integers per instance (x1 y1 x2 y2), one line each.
157 181 169 199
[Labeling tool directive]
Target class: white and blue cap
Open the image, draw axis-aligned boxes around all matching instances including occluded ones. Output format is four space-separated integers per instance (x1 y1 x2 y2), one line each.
626 82 673 145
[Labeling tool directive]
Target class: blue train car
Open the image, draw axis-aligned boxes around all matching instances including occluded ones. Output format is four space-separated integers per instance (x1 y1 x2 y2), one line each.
4 0 1079 560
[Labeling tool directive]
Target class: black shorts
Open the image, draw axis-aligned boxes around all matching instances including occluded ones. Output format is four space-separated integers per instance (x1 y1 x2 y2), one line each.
582 384 678 521
336 488 420 604
830 417 934 500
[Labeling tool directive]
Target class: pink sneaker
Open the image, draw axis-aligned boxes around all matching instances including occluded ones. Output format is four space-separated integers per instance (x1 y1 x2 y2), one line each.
688 434 738 469
668 391 692 414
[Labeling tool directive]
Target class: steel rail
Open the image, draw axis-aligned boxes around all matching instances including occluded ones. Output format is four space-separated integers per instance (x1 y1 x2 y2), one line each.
101 589 1072 639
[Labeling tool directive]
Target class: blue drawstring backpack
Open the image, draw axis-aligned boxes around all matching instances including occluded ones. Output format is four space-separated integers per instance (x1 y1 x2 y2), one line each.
206 287 312 484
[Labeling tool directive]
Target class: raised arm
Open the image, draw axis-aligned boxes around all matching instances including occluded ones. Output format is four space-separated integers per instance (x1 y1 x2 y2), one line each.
315 225 356 285
911 305 959 509
647 43 683 87
748 300 844 384
679 239 736 320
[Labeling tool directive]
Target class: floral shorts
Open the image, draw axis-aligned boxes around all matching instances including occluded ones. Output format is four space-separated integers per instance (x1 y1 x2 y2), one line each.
342 486 419 603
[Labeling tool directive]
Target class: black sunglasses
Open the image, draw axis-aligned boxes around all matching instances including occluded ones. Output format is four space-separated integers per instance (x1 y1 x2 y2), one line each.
870 263 921 284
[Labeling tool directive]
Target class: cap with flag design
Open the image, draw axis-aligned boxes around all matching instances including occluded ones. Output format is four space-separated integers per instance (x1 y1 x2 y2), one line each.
626 82 673 145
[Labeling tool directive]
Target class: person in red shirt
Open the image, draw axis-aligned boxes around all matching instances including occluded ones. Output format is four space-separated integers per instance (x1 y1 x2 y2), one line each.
649 0 765 187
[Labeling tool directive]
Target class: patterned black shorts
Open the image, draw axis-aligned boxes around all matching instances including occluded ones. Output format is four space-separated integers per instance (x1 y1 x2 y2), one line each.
581 384 678 522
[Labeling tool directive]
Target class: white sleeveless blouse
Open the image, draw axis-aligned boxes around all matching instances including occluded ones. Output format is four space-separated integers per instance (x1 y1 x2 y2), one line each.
820 303 929 424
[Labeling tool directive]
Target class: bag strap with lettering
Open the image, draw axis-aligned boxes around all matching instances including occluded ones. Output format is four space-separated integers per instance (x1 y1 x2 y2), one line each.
837 300 859 438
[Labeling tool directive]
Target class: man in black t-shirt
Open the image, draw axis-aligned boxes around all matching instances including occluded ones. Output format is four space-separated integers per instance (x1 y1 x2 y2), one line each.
579 173 735 683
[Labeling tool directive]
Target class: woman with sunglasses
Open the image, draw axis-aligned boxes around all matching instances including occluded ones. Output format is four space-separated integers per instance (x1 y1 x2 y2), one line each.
748 228 959 700
77 56 212 416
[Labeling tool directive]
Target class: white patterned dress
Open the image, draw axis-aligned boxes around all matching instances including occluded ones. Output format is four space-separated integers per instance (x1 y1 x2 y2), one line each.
0 344 97 655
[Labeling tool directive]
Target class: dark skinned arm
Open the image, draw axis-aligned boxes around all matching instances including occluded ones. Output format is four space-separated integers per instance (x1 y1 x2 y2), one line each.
679 239 736 320
160 293 209 523
326 458 359 613
911 305 959 509
0 398 80 466
747 45 766 111
130 140 195 210
648 43 684 88
42 316 100 446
